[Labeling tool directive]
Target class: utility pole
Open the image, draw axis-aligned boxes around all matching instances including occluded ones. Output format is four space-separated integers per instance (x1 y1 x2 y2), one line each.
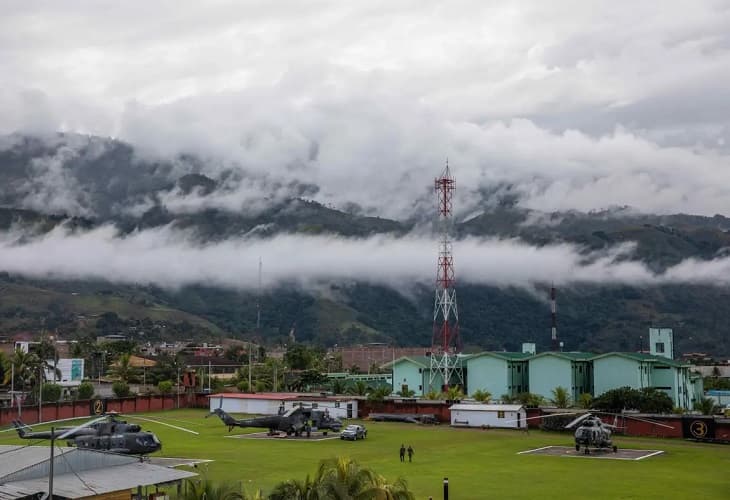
176 366 181 409
38 364 43 423
48 427 55 500
248 344 252 390
208 360 211 393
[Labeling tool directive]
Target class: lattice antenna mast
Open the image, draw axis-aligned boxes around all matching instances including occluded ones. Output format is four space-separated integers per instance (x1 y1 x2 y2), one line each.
430 161 462 391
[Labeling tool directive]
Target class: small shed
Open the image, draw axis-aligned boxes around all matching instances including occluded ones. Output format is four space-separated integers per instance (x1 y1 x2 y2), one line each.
449 404 527 429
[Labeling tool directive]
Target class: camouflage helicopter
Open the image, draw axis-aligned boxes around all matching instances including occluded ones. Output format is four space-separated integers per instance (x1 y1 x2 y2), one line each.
3 412 198 455
208 403 343 437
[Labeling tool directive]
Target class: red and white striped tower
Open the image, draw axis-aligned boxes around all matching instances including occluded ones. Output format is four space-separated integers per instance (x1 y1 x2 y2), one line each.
429 161 463 391
550 285 558 351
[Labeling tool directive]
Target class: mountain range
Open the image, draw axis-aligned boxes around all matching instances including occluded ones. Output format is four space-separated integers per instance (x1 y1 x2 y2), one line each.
1 133 729 357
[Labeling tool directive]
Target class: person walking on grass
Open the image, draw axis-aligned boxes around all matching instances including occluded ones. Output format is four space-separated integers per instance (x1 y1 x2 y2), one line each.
399 444 405 462
407 445 414 462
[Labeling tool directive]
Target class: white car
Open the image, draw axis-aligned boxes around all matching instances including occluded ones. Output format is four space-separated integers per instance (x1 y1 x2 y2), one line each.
340 424 367 441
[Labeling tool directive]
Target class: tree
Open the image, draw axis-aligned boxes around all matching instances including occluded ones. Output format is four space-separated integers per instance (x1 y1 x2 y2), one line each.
472 389 492 403
367 386 392 402
591 386 673 414
77 381 94 400
330 378 346 395
177 479 246 500
347 380 370 396
441 386 465 402
42 383 62 402
578 393 593 409
515 392 545 408
425 390 441 400
158 380 173 394
237 380 250 392
284 345 315 371
109 353 138 383
112 381 131 398
693 396 718 416
550 386 571 408
268 457 415 500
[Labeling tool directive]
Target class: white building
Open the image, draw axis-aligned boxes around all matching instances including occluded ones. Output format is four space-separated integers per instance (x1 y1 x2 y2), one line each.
449 404 527 429
208 393 359 419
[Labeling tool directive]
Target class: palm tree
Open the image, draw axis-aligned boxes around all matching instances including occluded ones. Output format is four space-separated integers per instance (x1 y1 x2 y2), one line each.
109 353 138 383
315 457 415 500
550 386 571 408
178 479 246 500
578 393 593 409
331 379 346 395
8 348 41 393
424 390 441 400
0 351 9 387
396 388 415 398
268 475 319 500
693 396 718 416
441 386 464 402
347 381 370 396
472 389 492 403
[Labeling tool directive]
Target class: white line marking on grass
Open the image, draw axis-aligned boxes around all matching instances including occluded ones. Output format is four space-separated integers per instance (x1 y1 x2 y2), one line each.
635 450 664 460
517 445 554 454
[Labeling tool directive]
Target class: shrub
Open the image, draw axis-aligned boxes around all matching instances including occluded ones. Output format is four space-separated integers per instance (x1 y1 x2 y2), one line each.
41 383 62 402
236 380 250 392
112 381 131 398
77 381 94 400
157 380 173 394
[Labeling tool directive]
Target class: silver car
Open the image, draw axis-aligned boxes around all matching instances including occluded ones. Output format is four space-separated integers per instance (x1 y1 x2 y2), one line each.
340 424 367 441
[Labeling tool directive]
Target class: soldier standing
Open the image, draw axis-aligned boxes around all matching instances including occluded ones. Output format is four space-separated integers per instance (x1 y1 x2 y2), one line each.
399 444 405 462
407 445 414 462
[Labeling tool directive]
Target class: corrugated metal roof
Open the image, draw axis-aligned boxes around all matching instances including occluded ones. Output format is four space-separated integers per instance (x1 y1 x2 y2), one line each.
208 393 300 400
449 404 525 412
465 352 531 362
0 445 75 482
5 462 196 498
0 483 39 500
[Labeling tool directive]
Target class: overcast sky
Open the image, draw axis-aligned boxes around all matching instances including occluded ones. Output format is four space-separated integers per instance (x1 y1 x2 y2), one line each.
2 1 730 219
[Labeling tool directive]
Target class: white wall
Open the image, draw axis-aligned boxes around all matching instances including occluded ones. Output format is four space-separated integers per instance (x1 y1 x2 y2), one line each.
450 409 526 428
284 400 358 419
208 397 282 415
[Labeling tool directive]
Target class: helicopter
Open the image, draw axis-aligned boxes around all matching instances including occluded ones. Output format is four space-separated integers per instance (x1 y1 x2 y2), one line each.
5 412 198 455
208 404 343 437
517 411 674 454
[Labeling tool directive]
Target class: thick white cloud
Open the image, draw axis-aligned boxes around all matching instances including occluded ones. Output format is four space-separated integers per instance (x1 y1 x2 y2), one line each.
1 1 730 218
2 225 729 291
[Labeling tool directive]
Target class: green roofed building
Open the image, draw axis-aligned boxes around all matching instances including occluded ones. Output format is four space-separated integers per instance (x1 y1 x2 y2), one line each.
528 352 594 403
591 352 699 409
385 355 470 396
464 352 530 400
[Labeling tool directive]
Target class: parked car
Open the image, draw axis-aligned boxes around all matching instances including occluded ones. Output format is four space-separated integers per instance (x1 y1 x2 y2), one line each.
340 424 367 441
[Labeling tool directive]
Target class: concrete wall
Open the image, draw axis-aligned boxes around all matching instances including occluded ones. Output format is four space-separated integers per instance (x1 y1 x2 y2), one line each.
466 356 508 398
529 356 572 401
593 356 651 396
360 400 451 422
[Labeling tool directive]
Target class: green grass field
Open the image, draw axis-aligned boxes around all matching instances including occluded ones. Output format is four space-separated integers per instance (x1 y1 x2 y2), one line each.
2 409 728 499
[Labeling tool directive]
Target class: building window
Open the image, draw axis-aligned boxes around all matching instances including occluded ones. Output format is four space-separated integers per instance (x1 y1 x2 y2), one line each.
579 366 583 373
655 342 665 353
418 368 422 374
335 402 340 408
419 385 422 391
497 411 505 418
517 365 521 373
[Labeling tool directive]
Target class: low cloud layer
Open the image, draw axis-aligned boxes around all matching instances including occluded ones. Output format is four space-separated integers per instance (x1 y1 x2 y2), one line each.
2 225 730 291
1 2 730 220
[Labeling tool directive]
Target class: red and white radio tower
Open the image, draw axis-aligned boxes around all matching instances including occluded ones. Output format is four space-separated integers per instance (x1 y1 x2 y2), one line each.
429 161 463 391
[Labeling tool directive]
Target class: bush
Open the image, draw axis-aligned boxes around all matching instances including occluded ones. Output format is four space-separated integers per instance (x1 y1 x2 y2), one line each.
236 380 250 392
255 380 268 393
41 383 62 402
77 381 94 400
157 380 173 394
591 386 674 414
112 381 131 398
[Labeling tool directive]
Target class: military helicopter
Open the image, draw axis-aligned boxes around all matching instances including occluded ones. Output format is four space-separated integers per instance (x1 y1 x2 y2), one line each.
4 412 198 455
208 403 343 437
517 411 674 454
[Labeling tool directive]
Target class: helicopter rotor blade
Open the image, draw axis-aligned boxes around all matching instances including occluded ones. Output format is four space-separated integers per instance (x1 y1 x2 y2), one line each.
564 413 592 429
591 412 675 430
58 415 109 440
126 415 199 435
501 412 581 425
0 415 102 433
